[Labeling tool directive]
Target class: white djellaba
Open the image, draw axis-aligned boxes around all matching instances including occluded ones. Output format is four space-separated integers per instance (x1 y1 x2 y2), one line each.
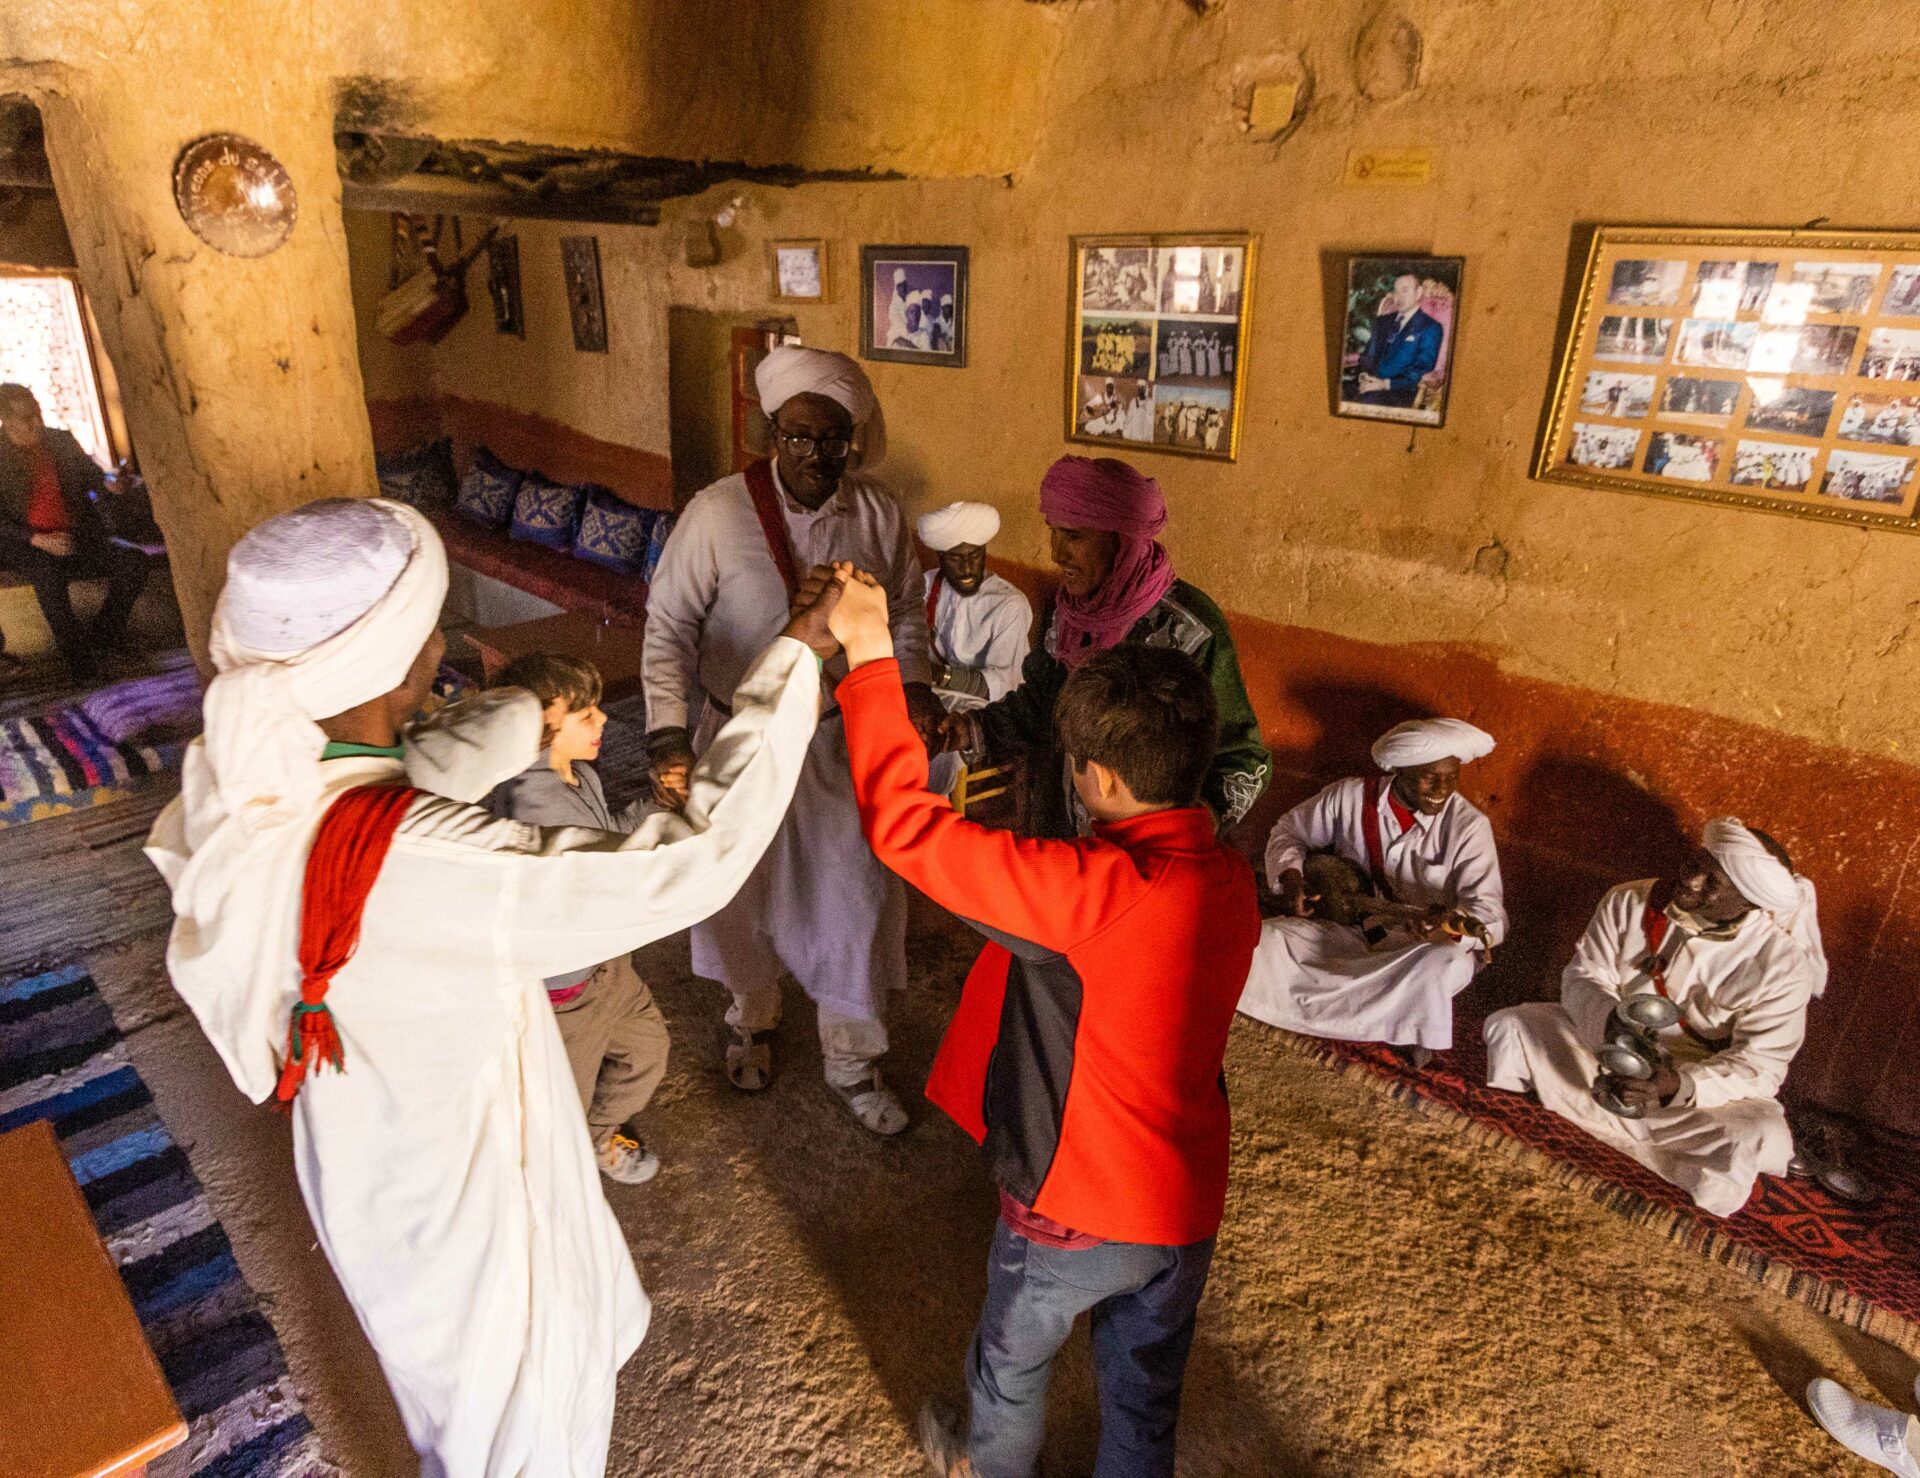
148 497 821 1476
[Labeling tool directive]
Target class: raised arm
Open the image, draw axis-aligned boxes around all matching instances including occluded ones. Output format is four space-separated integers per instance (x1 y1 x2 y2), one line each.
471 636 823 980
879 509 934 688
837 657 1127 955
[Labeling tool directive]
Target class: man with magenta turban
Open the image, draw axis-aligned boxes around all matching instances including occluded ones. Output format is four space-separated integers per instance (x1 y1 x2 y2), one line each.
946 454 1269 837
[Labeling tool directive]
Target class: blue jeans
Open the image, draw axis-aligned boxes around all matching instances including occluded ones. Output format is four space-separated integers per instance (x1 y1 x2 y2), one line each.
964 1219 1215 1478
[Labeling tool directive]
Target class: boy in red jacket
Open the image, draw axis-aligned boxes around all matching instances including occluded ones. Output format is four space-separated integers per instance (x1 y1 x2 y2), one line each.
825 566 1262 1478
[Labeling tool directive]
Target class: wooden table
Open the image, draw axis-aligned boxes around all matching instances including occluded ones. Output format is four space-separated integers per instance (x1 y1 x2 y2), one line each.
465 609 649 702
0 1120 187 1478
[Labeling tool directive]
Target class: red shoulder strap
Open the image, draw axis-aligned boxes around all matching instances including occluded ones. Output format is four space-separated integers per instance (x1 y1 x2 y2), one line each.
925 570 944 632
743 458 802 601
1361 776 1396 902
275 783 420 1106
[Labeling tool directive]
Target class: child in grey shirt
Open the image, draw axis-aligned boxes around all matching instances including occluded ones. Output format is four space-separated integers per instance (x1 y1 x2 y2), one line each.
488 652 668 1185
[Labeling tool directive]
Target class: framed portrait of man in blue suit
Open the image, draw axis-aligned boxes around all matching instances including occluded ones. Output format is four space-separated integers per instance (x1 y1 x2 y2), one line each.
1337 255 1464 427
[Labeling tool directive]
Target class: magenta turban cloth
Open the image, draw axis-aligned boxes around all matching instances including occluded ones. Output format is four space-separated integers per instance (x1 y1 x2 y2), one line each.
1039 455 1177 668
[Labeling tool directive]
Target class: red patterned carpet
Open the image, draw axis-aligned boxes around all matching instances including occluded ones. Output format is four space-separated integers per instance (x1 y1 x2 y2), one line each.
1282 1014 1920 1356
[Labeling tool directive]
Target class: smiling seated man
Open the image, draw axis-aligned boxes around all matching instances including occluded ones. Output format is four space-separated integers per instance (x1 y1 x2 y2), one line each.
1237 718 1506 1063
918 500 1031 796
942 454 1269 840
1483 818 1826 1219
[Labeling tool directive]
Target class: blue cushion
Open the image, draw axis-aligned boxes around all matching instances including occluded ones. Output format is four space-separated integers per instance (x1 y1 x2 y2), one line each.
453 446 523 529
571 486 655 575
375 437 457 510
509 475 587 551
645 511 674 582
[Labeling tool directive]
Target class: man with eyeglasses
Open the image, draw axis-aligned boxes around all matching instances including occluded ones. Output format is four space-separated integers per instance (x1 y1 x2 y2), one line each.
641 345 938 1135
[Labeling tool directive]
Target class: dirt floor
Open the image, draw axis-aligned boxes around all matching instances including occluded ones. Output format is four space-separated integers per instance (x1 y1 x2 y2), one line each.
0 653 1904 1477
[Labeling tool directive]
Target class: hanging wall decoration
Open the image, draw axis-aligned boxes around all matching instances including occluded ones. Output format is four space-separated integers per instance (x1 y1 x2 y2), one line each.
173 135 298 258
862 245 968 368
1067 233 1255 461
1538 225 1920 531
561 236 608 353
769 239 829 303
487 234 524 337
1336 255 1464 427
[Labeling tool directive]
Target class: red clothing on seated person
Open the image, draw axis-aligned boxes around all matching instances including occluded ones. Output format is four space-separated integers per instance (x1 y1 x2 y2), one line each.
837 657 1261 1247
25 446 69 534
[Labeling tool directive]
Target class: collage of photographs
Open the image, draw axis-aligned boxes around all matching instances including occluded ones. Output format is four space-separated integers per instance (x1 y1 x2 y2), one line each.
1070 239 1251 460
1556 244 1920 518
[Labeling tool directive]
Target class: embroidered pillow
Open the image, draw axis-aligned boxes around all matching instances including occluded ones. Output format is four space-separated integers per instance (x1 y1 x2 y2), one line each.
375 437 457 510
453 446 523 529
645 510 675 582
509 474 587 551
571 486 656 575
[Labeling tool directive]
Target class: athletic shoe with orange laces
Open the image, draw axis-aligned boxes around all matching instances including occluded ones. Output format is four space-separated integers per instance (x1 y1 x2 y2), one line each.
594 1130 660 1185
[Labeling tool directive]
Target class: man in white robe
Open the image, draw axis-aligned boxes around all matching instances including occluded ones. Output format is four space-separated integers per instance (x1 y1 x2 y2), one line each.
1238 718 1506 1055
1124 379 1156 442
1484 818 1826 1218
642 345 937 1135
146 497 833 1477
916 500 1032 795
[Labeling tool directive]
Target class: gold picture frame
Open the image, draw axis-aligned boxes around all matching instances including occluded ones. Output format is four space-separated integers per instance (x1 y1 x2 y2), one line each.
1067 233 1256 462
1536 225 1920 531
768 239 829 303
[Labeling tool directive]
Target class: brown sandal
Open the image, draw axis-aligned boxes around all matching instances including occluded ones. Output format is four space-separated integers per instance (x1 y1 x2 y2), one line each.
725 1027 775 1092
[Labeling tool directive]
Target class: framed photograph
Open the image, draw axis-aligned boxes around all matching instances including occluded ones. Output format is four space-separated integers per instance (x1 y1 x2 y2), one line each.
486 234 524 337
769 239 828 303
1067 233 1255 461
559 235 607 354
1535 226 1920 529
861 245 968 367
1336 255 1465 428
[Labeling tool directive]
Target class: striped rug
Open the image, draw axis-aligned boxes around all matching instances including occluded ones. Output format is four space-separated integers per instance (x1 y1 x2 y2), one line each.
0 703 182 829
0 964 326 1475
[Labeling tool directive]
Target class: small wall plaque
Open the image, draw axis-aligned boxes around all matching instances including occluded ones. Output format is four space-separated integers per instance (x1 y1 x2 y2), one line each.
561 236 608 353
173 135 298 258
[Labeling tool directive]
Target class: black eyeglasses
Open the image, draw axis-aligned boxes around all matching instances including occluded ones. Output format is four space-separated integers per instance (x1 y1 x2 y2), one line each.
775 429 852 459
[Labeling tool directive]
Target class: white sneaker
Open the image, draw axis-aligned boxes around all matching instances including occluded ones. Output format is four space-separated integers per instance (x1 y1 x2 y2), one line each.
1808 1377 1920 1477
594 1130 661 1185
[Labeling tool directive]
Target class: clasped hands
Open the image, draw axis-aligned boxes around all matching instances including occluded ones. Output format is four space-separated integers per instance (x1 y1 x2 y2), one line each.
648 563 957 811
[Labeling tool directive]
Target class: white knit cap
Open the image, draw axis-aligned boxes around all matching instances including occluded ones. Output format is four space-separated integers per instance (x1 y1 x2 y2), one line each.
222 498 412 654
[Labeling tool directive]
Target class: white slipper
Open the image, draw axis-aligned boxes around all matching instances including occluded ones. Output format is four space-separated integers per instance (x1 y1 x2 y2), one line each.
832 1070 909 1136
1808 1378 1920 1477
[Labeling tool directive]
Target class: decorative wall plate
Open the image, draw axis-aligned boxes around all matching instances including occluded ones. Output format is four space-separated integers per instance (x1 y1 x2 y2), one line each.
173 135 298 258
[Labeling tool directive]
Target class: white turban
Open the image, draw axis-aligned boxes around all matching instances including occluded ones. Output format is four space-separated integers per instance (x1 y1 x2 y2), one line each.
1371 718 1496 771
918 501 1001 551
202 497 448 834
1703 817 1828 994
754 344 886 469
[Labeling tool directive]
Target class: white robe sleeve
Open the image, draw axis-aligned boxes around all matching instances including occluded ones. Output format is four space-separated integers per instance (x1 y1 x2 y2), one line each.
1559 885 1641 1046
1674 950 1812 1110
398 638 820 981
979 587 1034 702
639 497 717 733
1450 810 1508 948
880 508 934 688
1263 780 1347 889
